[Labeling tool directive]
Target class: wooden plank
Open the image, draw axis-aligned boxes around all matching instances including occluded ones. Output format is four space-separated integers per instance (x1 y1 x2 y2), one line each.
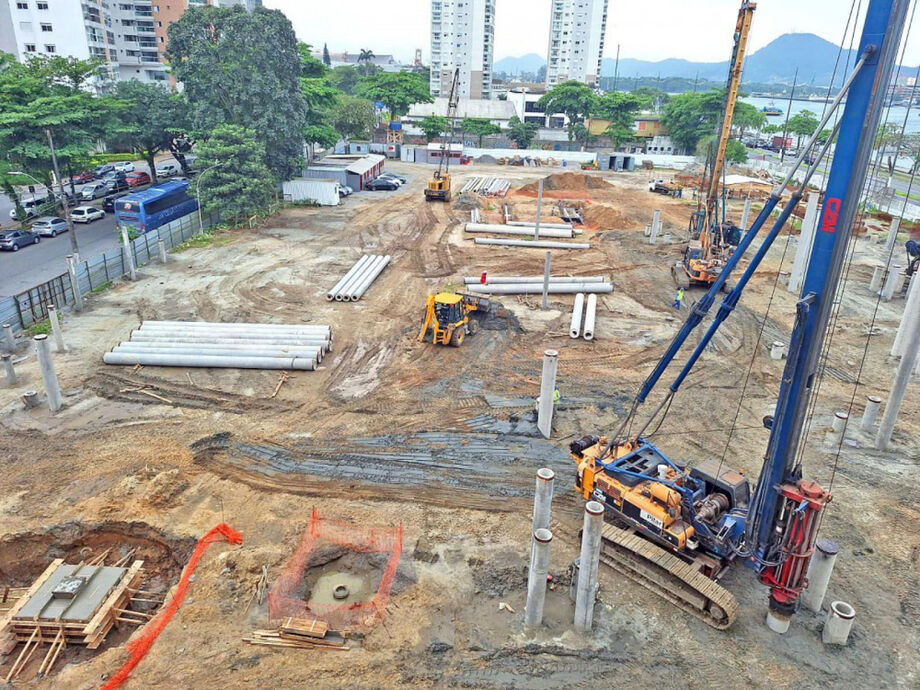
81 561 143 640
280 617 328 639
0 560 63 634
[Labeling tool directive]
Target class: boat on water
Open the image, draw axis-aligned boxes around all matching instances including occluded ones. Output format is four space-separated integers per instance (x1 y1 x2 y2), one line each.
761 101 783 116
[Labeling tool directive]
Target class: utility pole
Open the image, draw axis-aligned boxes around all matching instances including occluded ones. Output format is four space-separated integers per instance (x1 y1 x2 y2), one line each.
612 44 620 92
779 68 798 164
45 128 79 256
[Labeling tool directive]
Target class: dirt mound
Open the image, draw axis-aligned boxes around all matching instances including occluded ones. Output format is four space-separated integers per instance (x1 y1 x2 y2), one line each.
476 154 498 165
453 192 482 210
519 172 609 195
582 203 632 230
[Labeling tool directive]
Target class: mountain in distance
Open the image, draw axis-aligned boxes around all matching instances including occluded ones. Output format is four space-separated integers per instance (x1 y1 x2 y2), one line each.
494 34 896 86
493 53 546 76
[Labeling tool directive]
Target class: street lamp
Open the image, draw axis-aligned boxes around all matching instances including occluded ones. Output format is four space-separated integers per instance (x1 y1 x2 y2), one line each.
195 163 221 233
9 170 78 254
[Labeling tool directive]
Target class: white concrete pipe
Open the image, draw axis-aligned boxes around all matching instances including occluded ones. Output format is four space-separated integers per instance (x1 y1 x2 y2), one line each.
583 293 597 341
506 220 573 230
114 344 324 363
129 333 330 348
570 293 585 338
465 223 574 239
335 255 381 301
822 601 856 645
103 351 317 370
121 341 328 355
327 254 371 300
802 538 839 613
141 320 330 332
524 528 553 628
138 323 331 336
473 238 590 250
464 276 606 284
832 411 848 434
468 283 613 295
347 255 391 301
770 341 786 360
860 395 882 431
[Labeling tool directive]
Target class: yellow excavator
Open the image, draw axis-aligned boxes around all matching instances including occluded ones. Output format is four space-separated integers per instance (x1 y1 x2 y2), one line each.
425 68 460 202
676 1 756 290
417 292 491 347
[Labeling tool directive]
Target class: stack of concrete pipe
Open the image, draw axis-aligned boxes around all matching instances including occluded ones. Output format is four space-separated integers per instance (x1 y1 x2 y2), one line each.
569 293 598 340
460 177 510 196
465 275 612 296
103 321 333 371
465 223 578 239
326 254 392 302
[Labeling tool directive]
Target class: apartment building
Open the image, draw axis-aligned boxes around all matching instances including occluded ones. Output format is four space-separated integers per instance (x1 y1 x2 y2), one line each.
154 0 262 64
546 0 609 88
430 0 495 100
0 0 167 82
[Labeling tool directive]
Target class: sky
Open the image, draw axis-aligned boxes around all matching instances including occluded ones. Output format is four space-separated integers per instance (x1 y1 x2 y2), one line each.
264 0 920 66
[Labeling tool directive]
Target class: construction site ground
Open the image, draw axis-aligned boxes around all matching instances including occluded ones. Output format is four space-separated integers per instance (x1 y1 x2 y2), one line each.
0 162 917 688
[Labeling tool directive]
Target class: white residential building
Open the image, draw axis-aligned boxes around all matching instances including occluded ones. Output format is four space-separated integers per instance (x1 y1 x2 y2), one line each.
0 0 168 83
430 0 495 100
546 0 609 88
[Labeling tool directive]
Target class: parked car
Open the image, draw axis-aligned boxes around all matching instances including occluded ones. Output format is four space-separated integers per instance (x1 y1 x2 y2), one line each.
112 161 135 173
31 216 69 237
366 178 399 191
103 193 127 213
338 184 353 198
0 229 40 251
103 176 130 193
70 206 105 224
126 171 151 187
8 197 52 220
379 172 407 184
71 171 96 185
80 182 109 200
155 161 181 178
94 164 115 177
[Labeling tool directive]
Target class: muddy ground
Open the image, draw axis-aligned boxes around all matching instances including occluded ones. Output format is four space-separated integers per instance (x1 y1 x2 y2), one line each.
0 162 917 689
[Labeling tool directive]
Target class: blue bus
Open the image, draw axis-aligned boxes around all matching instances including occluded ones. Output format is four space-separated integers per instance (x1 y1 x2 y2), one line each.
114 179 199 233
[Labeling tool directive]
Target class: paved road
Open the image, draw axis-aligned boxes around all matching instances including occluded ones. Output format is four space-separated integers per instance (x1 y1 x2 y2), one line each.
0 159 158 298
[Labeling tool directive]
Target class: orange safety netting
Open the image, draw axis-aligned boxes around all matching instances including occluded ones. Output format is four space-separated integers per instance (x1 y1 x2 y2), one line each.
102 523 243 690
269 508 402 631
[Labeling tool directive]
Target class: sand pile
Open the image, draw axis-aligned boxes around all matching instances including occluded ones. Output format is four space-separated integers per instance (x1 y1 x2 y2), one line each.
582 203 632 230
519 172 610 194
453 192 482 210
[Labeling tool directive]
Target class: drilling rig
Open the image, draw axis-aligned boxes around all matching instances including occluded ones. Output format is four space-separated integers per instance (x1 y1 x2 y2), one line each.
571 0 905 632
425 68 460 202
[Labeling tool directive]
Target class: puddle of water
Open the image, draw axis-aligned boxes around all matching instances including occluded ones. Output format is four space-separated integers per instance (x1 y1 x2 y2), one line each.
309 571 372 607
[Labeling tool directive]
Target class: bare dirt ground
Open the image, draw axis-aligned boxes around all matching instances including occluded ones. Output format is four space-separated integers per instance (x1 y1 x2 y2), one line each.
0 161 917 689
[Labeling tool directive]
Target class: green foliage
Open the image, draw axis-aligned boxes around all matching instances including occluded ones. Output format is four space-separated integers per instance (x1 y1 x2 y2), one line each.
696 136 748 164
418 115 449 142
357 49 376 76
166 5 306 179
875 122 903 175
460 118 501 147
732 102 767 137
323 43 331 68
355 71 431 118
298 43 328 79
631 87 670 111
762 124 781 135
537 81 596 142
330 96 376 140
304 124 339 150
111 81 190 184
786 110 819 148
194 124 275 221
90 280 114 294
593 91 646 148
330 65 361 95
661 89 724 151
24 319 51 337
506 116 539 150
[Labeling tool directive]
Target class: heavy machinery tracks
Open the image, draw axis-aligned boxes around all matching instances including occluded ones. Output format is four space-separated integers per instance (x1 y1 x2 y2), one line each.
598 524 738 630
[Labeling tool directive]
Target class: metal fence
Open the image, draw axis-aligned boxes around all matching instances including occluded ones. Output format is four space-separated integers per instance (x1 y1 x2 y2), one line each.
0 210 220 332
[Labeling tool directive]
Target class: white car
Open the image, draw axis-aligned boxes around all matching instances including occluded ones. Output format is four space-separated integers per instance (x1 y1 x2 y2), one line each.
8 197 49 220
70 206 105 223
155 161 181 178
80 182 109 200
113 161 135 173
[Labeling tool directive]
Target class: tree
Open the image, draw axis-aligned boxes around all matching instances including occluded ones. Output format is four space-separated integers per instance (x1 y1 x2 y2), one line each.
355 71 431 118
322 43 331 67
632 86 670 111
166 5 306 179
537 80 596 143
330 96 376 140
303 124 339 159
733 102 767 139
507 116 539 149
786 110 819 150
696 135 747 164
762 124 781 135
358 49 376 76
661 89 724 151
112 81 190 184
194 124 275 221
418 115 449 142
330 65 361 95
593 91 646 149
875 122 903 177
460 117 501 147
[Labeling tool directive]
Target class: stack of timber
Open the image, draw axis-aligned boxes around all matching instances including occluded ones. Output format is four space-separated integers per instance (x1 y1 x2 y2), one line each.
244 617 349 651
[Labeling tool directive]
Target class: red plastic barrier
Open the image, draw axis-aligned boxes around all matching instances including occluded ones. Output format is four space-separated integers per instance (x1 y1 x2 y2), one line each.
102 523 243 690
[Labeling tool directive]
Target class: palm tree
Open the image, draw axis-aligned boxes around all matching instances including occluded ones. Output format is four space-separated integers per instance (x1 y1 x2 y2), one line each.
358 49 376 76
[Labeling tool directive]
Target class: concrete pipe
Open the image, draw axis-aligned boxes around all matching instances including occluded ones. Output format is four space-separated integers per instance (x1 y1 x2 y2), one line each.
467 282 613 296
770 341 786 360
327 255 371 300
465 223 574 239
348 255 391 301
524 528 553 628
114 344 324 363
570 293 585 338
132 330 331 343
583 294 597 341
121 341 328 355
822 601 856 645
802 538 839 613
506 220 573 230
532 468 555 532
832 411 848 434
139 322 331 335
128 334 330 349
103 351 316 370
860 395 882 431
463 276 606 284
473 238 590 250
141 320 330 332
334 256 380 302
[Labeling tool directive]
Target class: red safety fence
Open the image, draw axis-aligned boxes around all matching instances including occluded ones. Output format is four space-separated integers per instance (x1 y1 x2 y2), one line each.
268 508 402 631
102 523 243 690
